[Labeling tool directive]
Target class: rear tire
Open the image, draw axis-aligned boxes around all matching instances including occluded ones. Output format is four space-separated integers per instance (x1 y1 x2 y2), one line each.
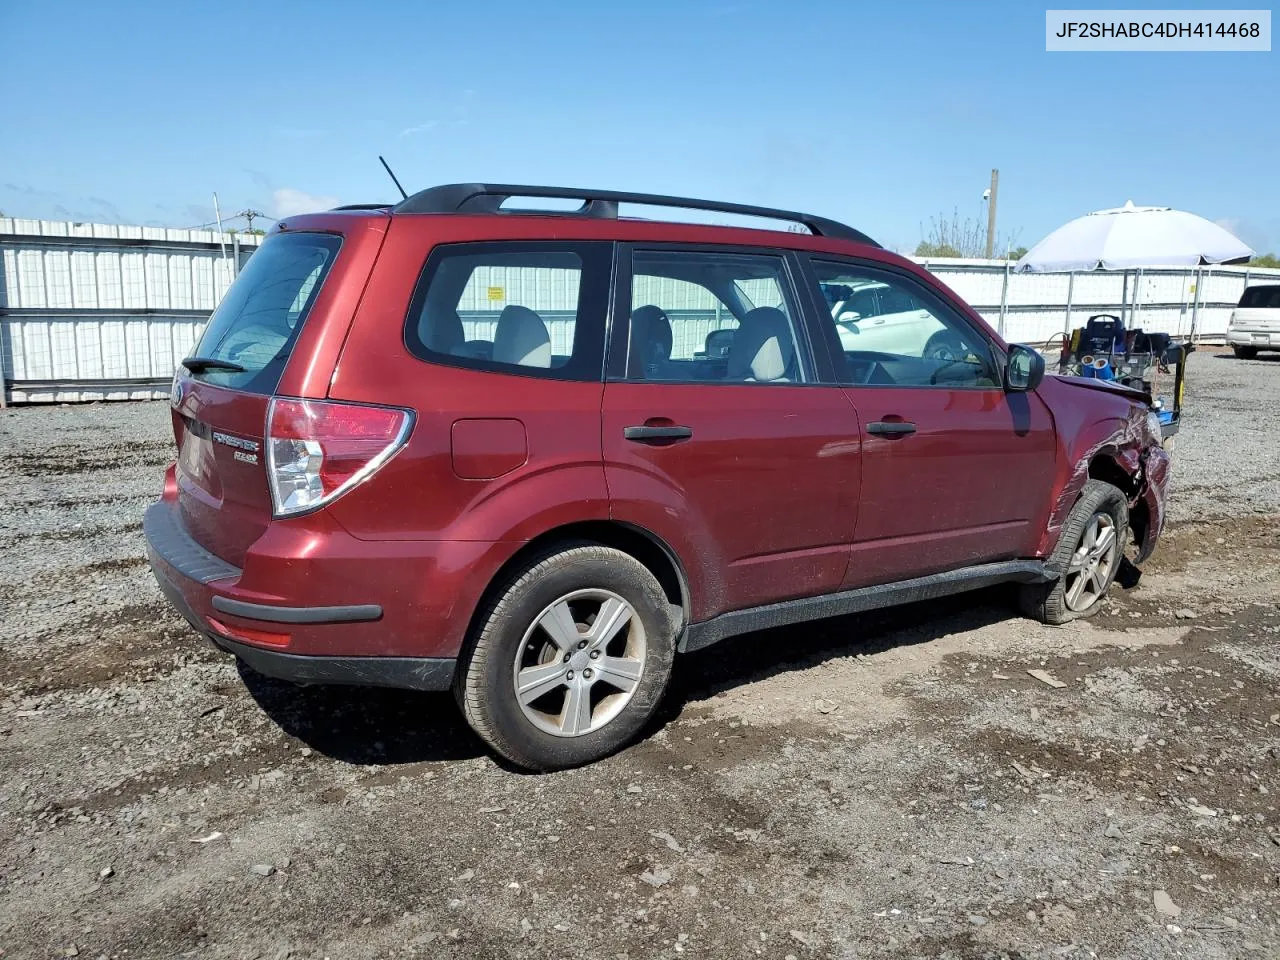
1233 345 1258 359
455 543 678 771
1019 480 1128 625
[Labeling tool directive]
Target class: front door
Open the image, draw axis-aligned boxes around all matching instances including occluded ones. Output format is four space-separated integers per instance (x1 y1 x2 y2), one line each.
601 247 861 621
806 257 1057 588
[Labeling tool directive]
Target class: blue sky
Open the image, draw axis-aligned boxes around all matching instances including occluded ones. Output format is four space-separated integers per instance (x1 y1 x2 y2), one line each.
1 1 1275 253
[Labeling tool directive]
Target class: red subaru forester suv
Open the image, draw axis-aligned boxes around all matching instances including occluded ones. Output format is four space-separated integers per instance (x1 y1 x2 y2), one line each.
145 184 1171 770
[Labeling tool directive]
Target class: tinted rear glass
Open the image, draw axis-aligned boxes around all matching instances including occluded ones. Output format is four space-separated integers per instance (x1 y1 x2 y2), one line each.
187 232 342 394
1238 285 1280 309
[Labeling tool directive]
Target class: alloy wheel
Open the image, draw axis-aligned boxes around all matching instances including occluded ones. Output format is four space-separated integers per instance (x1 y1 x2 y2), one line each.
1064 512 1118 611
511 589 647 738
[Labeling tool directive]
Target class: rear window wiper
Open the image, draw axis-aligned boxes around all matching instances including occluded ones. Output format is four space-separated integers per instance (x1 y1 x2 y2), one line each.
181 356 245 373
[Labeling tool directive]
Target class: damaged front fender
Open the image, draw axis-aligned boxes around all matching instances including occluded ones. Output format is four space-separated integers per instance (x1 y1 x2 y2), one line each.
1035 377 1171 565
1132 444 1171 563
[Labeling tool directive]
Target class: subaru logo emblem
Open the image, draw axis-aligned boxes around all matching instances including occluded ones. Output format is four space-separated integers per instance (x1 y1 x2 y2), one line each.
170 375 185 408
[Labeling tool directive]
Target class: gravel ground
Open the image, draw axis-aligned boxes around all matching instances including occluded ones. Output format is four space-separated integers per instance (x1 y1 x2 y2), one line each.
2 349 1279 960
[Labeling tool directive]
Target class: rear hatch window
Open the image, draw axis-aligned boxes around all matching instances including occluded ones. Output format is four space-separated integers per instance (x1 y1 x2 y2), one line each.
1238 285 1280 309
186 232 342 395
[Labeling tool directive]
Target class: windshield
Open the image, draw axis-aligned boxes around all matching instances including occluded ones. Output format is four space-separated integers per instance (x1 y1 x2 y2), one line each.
188 232 342 394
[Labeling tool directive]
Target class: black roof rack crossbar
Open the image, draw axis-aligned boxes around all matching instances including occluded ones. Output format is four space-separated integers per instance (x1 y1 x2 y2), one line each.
391 183 878 246
330 203 392 211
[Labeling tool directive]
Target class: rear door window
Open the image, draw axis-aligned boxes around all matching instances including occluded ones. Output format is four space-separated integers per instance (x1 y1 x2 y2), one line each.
625 249 810 383
187 232 342 394
405 241 612 381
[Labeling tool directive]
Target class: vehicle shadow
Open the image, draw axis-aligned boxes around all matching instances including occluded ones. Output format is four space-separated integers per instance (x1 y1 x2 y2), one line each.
659 586 1017 719
1210 350 1280 362
238 584 1107 768
236 660 487 766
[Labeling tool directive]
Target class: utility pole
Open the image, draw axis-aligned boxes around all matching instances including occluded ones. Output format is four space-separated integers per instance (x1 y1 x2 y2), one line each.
212 192 228 265
236 209 266 234
984 168 999 260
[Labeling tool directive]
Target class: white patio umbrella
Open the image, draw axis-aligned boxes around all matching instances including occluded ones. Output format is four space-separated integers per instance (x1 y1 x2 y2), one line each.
1015 201 1252 273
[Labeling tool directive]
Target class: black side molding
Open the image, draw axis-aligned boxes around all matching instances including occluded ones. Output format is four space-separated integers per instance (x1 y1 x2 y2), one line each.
210 635 455 691
679 560 1050 653
211 596 383 624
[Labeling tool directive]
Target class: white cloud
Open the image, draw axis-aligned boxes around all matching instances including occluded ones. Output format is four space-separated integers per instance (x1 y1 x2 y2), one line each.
271 187 340 218
399 120 438 138
1215 216 1278 253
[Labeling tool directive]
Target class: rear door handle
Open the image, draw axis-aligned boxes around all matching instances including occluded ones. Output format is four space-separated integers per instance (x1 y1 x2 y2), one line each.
866 421 916 437
624 425 693 443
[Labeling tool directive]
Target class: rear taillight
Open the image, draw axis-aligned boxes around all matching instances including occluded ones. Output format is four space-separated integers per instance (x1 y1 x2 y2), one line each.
266 398 413 518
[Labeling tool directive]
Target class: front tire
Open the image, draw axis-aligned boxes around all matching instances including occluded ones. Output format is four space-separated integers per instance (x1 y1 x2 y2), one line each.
455 543 678 771
1233 345 1258 359
1020 480 1128 625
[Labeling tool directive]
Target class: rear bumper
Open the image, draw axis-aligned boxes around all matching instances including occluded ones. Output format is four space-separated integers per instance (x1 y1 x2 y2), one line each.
144 499 457 691
1226 329 1278 347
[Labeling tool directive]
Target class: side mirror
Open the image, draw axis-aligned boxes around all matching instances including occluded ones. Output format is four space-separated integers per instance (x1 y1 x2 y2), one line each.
704 328 735 359
1005 344 1045 392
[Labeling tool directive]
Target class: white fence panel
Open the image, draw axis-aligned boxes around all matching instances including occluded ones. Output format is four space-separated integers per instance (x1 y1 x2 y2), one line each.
2 216 1278 403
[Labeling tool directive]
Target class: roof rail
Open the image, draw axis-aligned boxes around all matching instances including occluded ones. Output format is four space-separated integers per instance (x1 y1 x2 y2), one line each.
330 203 392 211
391 183 878 247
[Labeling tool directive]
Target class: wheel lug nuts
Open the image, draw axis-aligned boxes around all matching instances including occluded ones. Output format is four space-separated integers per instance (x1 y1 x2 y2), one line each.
589 650 600 659
583 668 593 679
566 670 574 680
563 653 571 663
577 640 587 649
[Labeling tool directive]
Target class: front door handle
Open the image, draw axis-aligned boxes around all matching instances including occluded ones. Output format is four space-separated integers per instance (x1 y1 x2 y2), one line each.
624 424 693 443
866 421 916 437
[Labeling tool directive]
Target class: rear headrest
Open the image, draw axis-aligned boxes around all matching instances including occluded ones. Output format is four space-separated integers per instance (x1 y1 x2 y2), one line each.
727 307 794 382
492 305 551 368
630 305 673 374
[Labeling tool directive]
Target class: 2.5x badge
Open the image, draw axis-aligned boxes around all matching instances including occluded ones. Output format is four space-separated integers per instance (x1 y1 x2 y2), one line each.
214 431 260 465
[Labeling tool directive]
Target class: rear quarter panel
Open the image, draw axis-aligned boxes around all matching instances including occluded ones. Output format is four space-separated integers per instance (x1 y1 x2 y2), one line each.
321 215 612 649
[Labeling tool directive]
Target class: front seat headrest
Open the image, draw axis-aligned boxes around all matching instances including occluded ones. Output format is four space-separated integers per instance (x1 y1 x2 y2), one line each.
727 307 795 382
629 305 674 377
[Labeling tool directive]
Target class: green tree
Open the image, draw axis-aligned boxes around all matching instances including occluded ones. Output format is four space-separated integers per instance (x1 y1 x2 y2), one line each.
1007 245 1029 261
914 241 963 258
1247 252 1280 269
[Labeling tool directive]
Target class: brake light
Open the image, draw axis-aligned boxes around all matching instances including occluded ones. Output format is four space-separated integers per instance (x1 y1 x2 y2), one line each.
266 398 413 518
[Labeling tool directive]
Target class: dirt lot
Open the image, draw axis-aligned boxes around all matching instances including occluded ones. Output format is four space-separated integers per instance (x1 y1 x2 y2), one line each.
2 351 1279 960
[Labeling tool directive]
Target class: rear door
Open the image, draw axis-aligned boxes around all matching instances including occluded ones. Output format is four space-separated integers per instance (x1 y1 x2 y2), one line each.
802 256 1057 587
601 246 861 621
172 231 347 564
